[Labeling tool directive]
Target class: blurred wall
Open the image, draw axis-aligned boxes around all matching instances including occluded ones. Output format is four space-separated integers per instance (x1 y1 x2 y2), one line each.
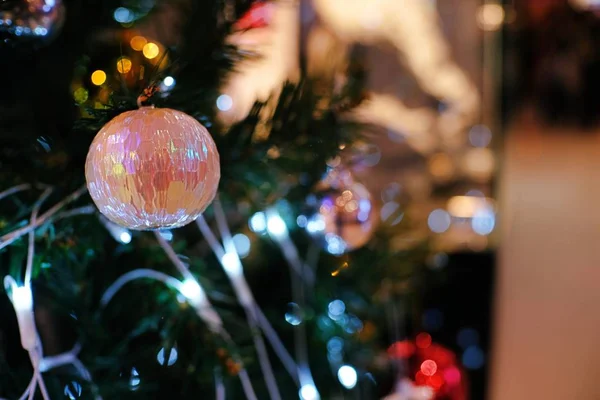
489 114 600 400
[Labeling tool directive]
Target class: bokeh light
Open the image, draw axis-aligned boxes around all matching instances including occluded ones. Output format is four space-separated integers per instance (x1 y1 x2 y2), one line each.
477 4 505 31
129 368 140 390
157 347 178 366
116 57 132 74
428 153 455 182
469 124 492 147
180 279 201 303
420 359 438 376
130 35 147 51
163 76 175 87
232 233 251 258
428 209 451 233
328 299 345 320
457 327 480 349
444 366 461 386
285 302 303 326
299 384 320 400
142 42 160 59
337 365 358 389
119 231 132 244
472 208 496 235
416 332 432 349
114 7 135 23
249 212 267 233
216 94 233 111
91 70 106 86
73 87 89 104
266 213 287 238
462 345 485 369
63 382 82 399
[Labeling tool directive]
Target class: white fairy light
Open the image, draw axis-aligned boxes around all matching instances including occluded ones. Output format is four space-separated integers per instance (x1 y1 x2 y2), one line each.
119 231 132 244
249 212 267 233
163 76 175 87
299 384 320 400
99 215 132 244
216 94 233 111
12 285 33 313
337 365 358 389
221 252 243 276
180 279 202 304
266 213 287 239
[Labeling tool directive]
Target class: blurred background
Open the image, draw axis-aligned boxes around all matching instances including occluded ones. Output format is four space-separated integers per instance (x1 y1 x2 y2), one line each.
3 0 600 398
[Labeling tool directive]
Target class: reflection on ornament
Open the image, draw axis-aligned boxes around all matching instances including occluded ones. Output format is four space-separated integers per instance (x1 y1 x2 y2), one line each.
387 339 467 400
85 107 220 230
0 0 65 43
306 170 376 254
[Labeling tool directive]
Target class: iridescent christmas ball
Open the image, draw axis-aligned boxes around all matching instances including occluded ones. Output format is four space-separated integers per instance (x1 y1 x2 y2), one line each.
85 107 220 230
0 0 65 43
304 169 375 254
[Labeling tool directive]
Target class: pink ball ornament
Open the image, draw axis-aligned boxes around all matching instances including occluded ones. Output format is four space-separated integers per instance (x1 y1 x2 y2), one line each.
85 107 220 230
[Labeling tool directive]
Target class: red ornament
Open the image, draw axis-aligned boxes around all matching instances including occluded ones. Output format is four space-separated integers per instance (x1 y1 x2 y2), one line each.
234 1 274 31
387 336 468 400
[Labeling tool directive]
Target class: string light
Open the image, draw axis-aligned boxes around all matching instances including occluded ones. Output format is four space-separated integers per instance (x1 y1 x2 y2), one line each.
249 212 267 233
221 252 243 276
130 35 147 51
180 279 202 304
266 213 287 238
90 70 106 86
337 365 358 389
116 57 132 74
142 42 160 59
299 384 320 400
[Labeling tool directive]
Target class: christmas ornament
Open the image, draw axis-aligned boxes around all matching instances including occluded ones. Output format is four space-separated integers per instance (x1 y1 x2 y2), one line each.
85 107 220 230
304 169 375 255
387 336 467 400
0 0 65 43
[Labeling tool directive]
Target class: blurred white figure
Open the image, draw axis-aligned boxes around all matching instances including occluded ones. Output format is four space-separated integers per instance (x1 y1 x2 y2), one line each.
219 1 299 125
310 0 479 155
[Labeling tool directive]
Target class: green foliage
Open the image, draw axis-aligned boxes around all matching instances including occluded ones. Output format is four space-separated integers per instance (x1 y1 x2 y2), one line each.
0 0 426 399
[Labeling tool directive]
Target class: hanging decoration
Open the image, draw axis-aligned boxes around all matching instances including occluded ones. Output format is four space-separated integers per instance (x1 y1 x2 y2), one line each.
304 169 376 255
85 107 220 230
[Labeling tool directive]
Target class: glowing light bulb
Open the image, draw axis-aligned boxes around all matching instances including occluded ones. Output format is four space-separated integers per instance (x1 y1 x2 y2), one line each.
267 214 287 238
119 231 132 244
221 253 243 276
12 286 33 312
143 43 160 59
180 279 201 303
299 384 320 400
249 212 267 233
337 365 358 389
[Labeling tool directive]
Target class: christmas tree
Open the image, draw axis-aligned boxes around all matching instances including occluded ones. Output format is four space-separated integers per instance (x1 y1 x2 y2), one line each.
0 1 478 399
